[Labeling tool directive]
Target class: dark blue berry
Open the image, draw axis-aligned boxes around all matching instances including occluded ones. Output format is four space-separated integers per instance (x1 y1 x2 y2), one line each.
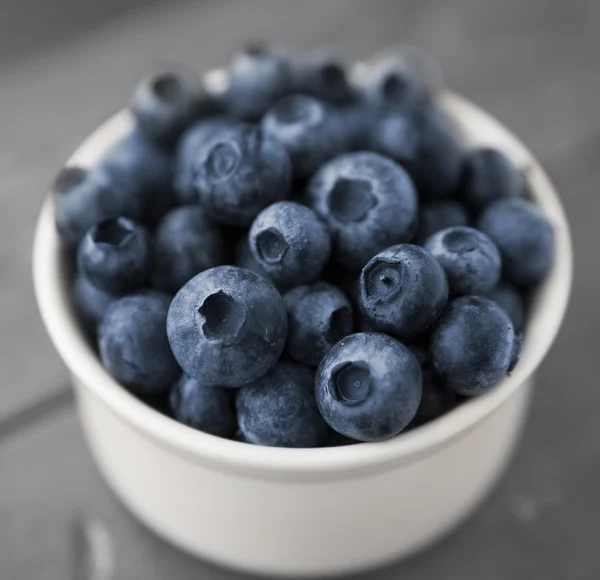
99 129 174 228
460 147 524 212
429 295 516 396
53 166 142 250
77 217 155 294
170 374 236 437
414 200 470 244
174 117 236 205
359 244 448 338
99 292 180 395
338 103 373 150
292 53 357 106
408 107 464 201
406 341 429 367
315 332 422 441
411 369 458 426
478 198 554 288
236 361 328 448
369 109 418 165
167 266 287 387
262 95 347 179
150 206 224 295
131 70 206 147
249 201 331 286
233 237 271 282
510 331 523 372
306 152 418 270
362 54 427 112
284 282 353 367
372 105 463 201
192 122 292 226
425 226 501 296
226 43 292 121
73 274 118 333
487 280 526 330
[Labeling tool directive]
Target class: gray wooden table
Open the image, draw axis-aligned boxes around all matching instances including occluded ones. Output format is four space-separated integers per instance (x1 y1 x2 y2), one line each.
1 0 598 578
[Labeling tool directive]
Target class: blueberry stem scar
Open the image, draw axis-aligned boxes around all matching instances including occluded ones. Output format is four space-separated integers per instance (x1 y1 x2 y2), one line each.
328 178 377 223
444 229 477 253
152 73 182 101
199 291 246 340
331 362 372 404
362 260 403 301
205 141 241 181
382 73 407 101
256 227 289 264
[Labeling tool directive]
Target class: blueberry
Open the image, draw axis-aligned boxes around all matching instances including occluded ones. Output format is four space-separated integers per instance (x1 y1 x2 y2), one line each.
170 374 236 437
369 109 418 164
150 206 224 295
167 266 287 387
359 244 448 338
99 129 174 228
262 95 347 179
77 217 155 294
233 237 271 282
292 53 357 106
429 295 515 396
425 226 501 296
411 369 458 426
191 122 292 226
371 105 463 200
338 103 374 151
236 361 328 447
249 201 331 286
408 106 463 202
98 292 180 395
478 198 554 288
459 147 524 212
414 200 470 244
315 332 422 441
510 331 524 372
53 166 143 250
284 282 353 367
487 280 526 330
306 152 418 270
406 341 429 367
131 69 206 147
226 43 292 121
174 117 237 205
362 54 427 111
387 45 445 98
73 274 118 333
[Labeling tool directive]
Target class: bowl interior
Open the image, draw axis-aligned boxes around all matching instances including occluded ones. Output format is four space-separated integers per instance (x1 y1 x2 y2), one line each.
33 88 572 476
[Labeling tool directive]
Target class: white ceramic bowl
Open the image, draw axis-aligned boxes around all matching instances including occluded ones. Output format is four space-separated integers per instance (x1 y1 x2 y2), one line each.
33 91 572 577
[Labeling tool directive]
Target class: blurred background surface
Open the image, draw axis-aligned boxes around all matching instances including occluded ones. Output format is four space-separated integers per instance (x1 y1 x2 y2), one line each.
0 0 598 578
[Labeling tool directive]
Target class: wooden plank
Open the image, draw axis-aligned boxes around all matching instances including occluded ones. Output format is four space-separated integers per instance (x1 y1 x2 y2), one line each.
0 0 161 65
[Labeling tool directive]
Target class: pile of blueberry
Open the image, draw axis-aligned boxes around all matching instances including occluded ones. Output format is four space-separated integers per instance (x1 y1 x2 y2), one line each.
53 44 555 447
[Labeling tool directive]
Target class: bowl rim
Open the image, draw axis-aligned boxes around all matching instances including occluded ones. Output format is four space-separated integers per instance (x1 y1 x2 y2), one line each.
33 91 573 476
